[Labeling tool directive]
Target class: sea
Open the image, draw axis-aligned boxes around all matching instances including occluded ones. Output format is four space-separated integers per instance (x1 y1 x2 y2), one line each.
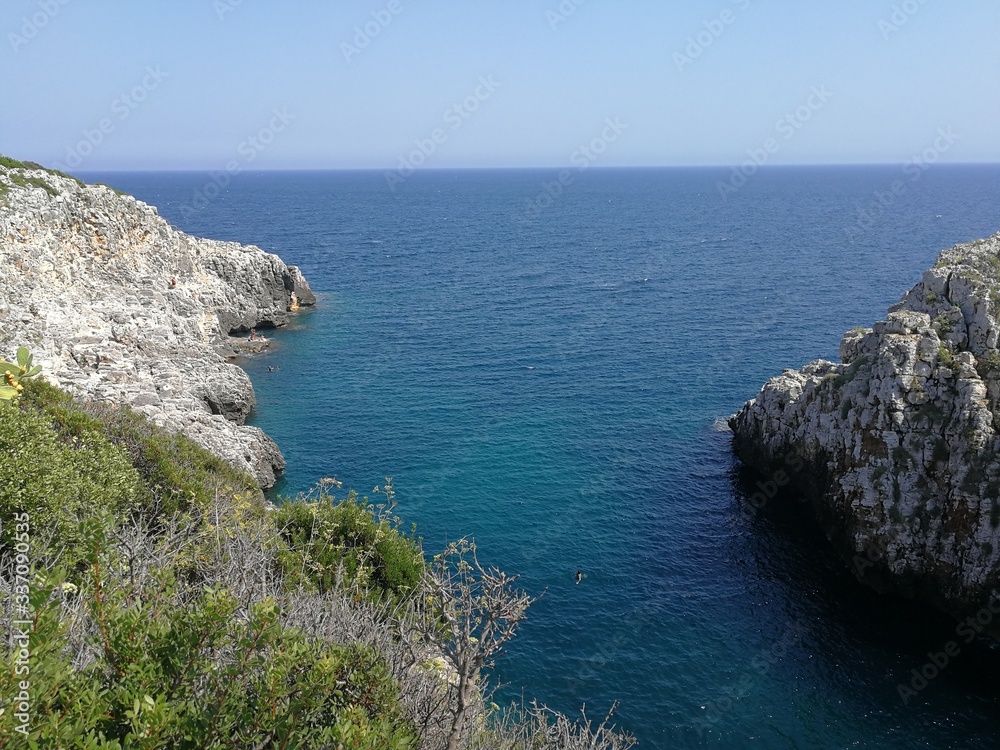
83 165 1000 749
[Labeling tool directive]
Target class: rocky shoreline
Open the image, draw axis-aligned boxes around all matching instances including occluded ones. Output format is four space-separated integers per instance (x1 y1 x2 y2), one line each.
731 233 1000 624
0 162 315 489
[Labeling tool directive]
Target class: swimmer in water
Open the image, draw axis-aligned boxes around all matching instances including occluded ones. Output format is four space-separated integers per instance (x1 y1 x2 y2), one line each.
575 570 583 585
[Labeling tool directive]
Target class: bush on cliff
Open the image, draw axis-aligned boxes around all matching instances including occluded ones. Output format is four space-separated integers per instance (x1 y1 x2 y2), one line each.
2 520 418 749
0 394 142 570
0 384 422 746
0 379 635 748
273 480 423 602
0 379 262 569
24 379 258 515
0 152 83 185
88 398 260 518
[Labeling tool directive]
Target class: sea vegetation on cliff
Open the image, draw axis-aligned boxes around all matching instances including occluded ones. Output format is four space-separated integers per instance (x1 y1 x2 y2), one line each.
0 376 634 749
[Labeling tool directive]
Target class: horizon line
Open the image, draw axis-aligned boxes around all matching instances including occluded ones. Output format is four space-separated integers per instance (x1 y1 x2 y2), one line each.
70 161 1000 174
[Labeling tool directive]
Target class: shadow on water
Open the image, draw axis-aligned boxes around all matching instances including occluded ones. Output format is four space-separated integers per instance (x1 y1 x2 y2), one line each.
728 457 1000 704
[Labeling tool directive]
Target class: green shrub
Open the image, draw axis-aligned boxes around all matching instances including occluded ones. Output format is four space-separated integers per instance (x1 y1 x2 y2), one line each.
0 154 30 170
0 152 83 185
21 379 259 520
983 350 1000 375
0 549 418 748
832 355 870 388
96 182 129 197
0 401 142 568
12 382 423 595
932 315 955 335
88 398 260 517
0 380 634 748
1 379 267 575
9 172 57 196
274 485 424 601
939 345 956 369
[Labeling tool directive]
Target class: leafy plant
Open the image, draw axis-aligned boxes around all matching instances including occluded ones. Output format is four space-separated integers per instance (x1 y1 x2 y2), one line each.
0 522 419 748
86 395 259 518
939 345 956 369
932 315 955 335
0 400 143 569
983 349 1000 375
9 172 57 196
832 355 870 388
0 152 83 185
273 479 424 602
96 182 129 197
0 347 41 401
18 378 259 523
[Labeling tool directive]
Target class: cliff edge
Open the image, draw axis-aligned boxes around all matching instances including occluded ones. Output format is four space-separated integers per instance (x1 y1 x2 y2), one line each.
0 160 315 488
731 233 1000 622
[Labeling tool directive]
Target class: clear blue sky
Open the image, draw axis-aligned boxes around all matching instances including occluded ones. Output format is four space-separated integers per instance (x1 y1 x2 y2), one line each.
2 0 998 170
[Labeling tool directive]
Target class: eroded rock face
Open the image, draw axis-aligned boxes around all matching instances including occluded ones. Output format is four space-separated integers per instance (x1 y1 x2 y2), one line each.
0 165 316 489
731 233 1000 620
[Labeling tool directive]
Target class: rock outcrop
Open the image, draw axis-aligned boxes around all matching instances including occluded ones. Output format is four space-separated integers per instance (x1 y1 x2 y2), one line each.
731 233 1000 622
0 162 315 489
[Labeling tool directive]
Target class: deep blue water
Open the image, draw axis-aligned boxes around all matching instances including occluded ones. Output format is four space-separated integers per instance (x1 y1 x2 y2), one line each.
84 166 1000 748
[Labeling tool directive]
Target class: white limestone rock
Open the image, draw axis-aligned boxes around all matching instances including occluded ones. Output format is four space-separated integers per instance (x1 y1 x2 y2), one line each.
0 163 316 489
731 233 1000 620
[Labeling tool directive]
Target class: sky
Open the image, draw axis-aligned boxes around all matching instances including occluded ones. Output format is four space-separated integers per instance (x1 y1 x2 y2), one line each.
1 0 998 171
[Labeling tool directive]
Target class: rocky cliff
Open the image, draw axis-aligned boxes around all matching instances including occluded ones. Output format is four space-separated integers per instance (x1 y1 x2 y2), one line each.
731 233 1000 621
0 160 315 489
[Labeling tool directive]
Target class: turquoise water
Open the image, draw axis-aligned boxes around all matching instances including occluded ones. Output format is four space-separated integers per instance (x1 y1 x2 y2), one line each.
87 167 1000 748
